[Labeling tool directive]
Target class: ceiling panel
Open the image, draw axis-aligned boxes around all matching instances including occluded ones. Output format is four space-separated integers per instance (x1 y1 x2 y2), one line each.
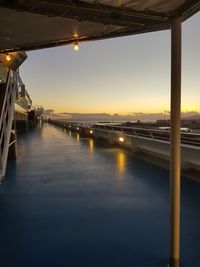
0 0 199 52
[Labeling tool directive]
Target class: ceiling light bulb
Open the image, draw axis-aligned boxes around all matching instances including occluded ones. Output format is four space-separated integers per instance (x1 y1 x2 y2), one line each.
73 43 79 51
6 54 11 61
119 137 124 142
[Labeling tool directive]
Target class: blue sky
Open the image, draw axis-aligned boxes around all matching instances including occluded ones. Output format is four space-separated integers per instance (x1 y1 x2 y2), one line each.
20 12 200 114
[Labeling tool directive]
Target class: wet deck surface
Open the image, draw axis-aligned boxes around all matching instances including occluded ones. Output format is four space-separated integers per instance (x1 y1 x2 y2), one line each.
0 124 200 267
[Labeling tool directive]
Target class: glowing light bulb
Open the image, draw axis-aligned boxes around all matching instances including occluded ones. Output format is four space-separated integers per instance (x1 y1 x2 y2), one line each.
73 43 79 51
6 54 11 61
119 137 124 142
90 130 93 134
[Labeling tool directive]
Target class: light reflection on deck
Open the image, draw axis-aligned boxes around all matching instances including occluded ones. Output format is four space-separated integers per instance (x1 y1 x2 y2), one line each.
89 138 94 153
76 132 80 142
116 151 126 176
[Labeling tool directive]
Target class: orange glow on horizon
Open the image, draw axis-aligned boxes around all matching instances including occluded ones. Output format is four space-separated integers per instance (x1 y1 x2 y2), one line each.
42 102 200 115
181 105 200 112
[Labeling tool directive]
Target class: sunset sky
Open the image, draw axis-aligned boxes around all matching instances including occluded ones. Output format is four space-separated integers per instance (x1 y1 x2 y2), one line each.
20 12 200 115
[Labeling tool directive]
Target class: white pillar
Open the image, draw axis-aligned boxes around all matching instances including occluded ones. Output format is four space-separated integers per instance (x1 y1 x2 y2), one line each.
170 17 182 267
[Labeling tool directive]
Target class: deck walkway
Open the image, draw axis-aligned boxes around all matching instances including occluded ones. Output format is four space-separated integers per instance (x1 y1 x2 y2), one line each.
0 124 199 267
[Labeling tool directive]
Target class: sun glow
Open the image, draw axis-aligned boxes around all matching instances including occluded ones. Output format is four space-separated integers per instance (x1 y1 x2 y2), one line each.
181 105 200 112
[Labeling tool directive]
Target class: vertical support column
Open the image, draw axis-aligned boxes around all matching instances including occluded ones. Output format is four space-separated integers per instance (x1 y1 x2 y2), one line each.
170 17 182 267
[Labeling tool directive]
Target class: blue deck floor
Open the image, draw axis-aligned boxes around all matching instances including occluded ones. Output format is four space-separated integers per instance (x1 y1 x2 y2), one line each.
0 124 200 267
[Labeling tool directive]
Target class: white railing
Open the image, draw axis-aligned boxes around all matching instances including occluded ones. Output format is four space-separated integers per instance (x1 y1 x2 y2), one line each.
0 70 19 181
93 124 200 146
49 120 200 147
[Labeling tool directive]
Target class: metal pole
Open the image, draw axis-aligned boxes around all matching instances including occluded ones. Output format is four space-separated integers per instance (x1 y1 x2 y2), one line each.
169 17 181 267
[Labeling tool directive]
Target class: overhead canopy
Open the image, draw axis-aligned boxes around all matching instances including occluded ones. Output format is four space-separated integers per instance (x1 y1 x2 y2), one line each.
0 0 200 52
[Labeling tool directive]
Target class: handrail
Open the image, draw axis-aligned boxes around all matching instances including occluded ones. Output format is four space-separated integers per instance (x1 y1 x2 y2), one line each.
48 120 200 147
0 70 10 124
93 124 200 147
0 70 19 180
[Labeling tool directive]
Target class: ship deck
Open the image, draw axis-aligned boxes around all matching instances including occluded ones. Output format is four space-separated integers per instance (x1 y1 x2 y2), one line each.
0 124 200 267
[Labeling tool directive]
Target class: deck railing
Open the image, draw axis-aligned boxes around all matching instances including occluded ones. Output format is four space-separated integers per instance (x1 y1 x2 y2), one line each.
93 124 200 147
49 120 200 147
0 70 19 180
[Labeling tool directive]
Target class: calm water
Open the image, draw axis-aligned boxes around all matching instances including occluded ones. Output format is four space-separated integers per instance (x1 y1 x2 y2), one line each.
0 124 199 267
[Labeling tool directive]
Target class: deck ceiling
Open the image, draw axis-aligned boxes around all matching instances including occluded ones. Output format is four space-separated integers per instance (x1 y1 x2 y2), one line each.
0 0 200 52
